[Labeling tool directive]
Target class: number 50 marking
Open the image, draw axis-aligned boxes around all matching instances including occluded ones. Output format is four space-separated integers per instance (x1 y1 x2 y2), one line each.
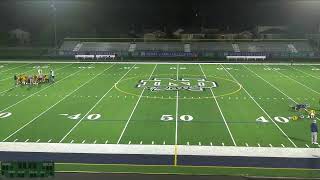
161 114 193 122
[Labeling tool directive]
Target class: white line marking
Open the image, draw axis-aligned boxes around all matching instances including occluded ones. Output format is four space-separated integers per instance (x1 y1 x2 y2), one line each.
152 141 154 145
70 140 74 143
258 143 261 147
82 140 86 144
305 144 310 148
128 141 131 144
267 65 320 95
290 66 320 80
0 63 30 73
48 139 52 143
222 143 225 146
224 65 297 148
199 142 202 146
245 143 249 147
105 140 108 144
200 64 237 146
187 142 190 145
210 142 213 146
175 64 179 145
14 139 18 142
25 139 29 142
163 141 166 145
140 141 143 145
0 63 74 111
117 64 158 144
281 144 285 148
2 65 115 142
60 65 135 143
36 139 40 143
269 144 273 147
93 140 97 144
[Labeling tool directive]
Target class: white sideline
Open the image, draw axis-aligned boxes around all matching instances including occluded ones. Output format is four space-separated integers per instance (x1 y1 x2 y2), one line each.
0 142 319 158
1 60 320 65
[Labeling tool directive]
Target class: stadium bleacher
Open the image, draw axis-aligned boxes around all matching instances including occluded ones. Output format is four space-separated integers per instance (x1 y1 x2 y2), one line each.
78 42 130 52
135 42 185 52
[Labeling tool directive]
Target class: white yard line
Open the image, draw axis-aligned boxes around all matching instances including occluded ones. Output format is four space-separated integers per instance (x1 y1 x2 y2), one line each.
0 64 72 95
2 65 115 142
221 65 297 148
175 64 179 145
0 67 36 82
60 64 137 143
116 64 158 144
266 65 320 96
199 64 237 146
290 66 320 80
243 65 297 104
0 63 30 73
0 63 74 111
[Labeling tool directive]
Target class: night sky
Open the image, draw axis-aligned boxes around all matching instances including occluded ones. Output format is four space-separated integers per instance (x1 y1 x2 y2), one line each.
0 0 320 35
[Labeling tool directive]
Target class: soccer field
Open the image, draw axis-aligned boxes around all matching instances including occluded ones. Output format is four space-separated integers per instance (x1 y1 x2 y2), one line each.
0 62 319 149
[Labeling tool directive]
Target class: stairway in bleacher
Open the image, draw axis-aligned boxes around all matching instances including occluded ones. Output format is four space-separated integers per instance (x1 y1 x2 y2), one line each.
288 44 298 53
232 43 240 52
73 43 83 52
184 43 191 53
129 43 136 52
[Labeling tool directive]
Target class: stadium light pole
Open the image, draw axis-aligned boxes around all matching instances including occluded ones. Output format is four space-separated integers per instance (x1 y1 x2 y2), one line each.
50 0 57 53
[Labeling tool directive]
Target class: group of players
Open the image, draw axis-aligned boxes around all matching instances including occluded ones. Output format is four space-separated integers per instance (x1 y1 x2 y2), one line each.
14 68 55 86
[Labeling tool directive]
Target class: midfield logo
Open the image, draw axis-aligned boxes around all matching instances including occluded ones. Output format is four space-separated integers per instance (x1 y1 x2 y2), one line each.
137 78 218 91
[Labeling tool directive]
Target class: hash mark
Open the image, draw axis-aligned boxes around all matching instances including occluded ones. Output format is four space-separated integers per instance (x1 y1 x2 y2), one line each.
245 143 248 147
198 142 201 146
25 139 29 142
14 139 18 142
210 142 213 146
140 141 143 144
281 144 285 148
305 144 309 148
152 141 154 145
128 141 131 144
82 140 86 144
93 140 97 144
222 142 224 146
258 143 261 147
187 142 190 145
269 144 273 147
48 139 52 143
105 140 108 144
163 141 166 145
70 140 74 143
36 139 40 143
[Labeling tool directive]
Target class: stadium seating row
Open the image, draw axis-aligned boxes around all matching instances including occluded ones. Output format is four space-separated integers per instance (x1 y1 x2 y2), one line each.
59 41 314 53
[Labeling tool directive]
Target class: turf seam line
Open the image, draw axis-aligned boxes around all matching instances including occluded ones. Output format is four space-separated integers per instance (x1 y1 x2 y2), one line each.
199 64 237 146
60 64 137 143
221 64 297 148
117 64 158 144
2 63 109 142
0 63 74 110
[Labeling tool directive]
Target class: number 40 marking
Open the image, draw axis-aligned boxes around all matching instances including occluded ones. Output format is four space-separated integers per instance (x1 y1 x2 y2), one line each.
60 113 101 120
256 116 289 123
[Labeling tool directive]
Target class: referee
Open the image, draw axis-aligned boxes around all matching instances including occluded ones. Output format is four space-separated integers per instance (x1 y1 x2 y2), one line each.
311 120 318 145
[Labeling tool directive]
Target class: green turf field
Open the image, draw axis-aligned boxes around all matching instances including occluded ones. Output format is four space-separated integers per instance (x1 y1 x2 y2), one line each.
0 62 319 148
